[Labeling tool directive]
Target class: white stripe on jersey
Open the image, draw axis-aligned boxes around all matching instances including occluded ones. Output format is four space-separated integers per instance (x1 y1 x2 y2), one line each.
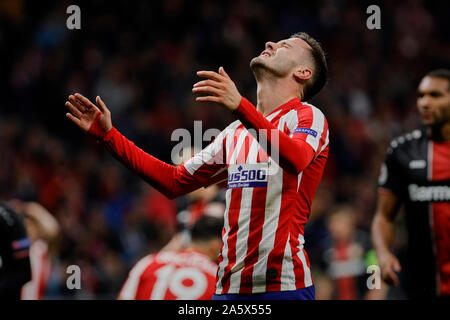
280 234 296 291
297 234 313 287
229 127 248 164
224 121 242 152
216 185 232 294
216 128 248 294
249 118 286 293
266 110 282 122
184 130 226 175
282 109 299 135
228 137 260 289
300 102 325 152
319 129 330 155
297 172 303 192
250 158 283 293
119 255 153 299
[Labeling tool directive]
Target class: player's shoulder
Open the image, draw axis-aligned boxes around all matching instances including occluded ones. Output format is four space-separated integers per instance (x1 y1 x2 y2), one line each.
131 253 155 270
174 250 218 275
225 119 242 131
386 128 426 155
296 101 327 122
219 119 242 138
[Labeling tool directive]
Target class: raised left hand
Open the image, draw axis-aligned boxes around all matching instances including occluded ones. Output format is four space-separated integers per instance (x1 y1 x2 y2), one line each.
192 67 242 111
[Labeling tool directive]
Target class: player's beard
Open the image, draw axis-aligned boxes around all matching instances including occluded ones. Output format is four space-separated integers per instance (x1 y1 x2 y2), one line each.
250 56 288 82
422 106 450 127
423 106 450 140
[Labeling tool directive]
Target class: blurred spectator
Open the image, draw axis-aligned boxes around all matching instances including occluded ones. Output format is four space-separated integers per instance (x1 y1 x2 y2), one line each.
316 205 372 300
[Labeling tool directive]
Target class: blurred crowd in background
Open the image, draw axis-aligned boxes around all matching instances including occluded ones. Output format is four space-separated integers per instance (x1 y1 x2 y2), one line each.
0 0 448 299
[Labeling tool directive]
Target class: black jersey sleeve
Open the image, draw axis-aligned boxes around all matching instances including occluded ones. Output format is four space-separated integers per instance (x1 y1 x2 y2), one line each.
0 202 32 299
377 144 404 196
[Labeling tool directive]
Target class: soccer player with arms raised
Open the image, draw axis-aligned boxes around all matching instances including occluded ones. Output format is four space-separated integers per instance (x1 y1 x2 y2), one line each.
65 32 329 300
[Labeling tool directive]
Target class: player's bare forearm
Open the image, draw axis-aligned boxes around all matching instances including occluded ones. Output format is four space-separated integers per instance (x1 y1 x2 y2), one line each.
371 190 402 286
372 189 398 254
371 212 395 256
371 190 399 255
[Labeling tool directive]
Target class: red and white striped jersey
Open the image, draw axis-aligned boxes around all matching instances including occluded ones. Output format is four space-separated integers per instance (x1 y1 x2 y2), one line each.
118 249 218 300
101 97 329 295
182 98 329 294
21 239 51 300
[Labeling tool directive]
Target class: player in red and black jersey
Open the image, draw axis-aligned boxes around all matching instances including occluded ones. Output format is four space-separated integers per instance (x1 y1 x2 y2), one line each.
372 69 450 299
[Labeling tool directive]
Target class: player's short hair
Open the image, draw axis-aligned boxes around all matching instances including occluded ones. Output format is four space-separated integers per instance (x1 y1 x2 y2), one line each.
291 32 328 101
426 69 450 90
190 215 223 242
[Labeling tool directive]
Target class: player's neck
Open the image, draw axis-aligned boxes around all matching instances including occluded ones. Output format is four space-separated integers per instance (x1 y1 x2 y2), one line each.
442 122 450 140
428 122 450 141
185 243 209 257
255 78 300 116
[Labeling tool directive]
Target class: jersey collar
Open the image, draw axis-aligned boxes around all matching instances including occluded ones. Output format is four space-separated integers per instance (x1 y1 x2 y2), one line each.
264 97 302 118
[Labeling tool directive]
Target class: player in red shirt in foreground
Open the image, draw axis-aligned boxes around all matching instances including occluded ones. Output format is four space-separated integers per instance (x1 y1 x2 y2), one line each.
118 215 223 300
65 32 329 300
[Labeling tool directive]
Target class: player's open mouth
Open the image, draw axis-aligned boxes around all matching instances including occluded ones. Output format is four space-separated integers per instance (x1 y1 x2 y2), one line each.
261 51 271 57
421 112 432 119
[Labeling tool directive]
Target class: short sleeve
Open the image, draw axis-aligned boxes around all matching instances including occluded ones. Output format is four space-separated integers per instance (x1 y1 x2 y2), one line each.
288 104 329 156
378 145 403 196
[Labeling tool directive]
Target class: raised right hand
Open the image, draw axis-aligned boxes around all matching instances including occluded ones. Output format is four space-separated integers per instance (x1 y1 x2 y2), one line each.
65 93 112 139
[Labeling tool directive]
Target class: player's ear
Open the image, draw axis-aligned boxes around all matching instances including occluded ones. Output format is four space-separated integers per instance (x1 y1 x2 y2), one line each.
293 66 313 83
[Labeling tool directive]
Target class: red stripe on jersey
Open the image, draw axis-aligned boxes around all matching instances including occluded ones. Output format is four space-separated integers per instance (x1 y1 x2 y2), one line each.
290 235 307 288
239 194 267 293
294 105 314 140
291 152 328 288
239 149 268 293
135 262 159 299
221 133 253 292
316 117 329 154
37 249 49 299
297 103 329 155
265 171 296 291
220 189 242 293
226 126 243 164
431 141 450 296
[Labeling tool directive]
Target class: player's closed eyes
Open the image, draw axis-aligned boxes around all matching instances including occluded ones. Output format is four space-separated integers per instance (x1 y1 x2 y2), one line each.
277 41 290 48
